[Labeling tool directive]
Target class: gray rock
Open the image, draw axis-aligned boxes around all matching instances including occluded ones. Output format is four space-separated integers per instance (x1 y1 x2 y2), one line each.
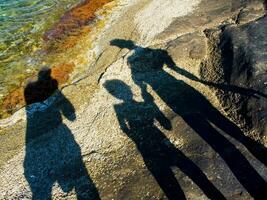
1 0 267 199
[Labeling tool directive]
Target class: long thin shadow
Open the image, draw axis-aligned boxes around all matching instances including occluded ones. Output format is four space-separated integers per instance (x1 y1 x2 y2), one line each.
104 80 226 200
23 67 100 200
110 39 267 199
166 50 267 168
169 63 267 99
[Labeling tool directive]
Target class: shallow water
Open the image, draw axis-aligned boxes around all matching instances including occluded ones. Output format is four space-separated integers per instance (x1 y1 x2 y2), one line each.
0 0 80 99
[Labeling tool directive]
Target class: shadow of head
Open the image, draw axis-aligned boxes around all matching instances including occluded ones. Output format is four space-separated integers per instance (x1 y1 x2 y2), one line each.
24 67 58 105
103 79 133 102
38 67 52 80
110 39 136 50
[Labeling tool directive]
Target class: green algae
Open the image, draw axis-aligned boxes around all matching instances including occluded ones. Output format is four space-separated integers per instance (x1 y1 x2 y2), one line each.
0 0 83 105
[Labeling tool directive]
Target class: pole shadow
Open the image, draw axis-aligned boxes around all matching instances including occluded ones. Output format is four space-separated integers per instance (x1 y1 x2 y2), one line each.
23 67 100 200
109 39 267 199
104 80 226 200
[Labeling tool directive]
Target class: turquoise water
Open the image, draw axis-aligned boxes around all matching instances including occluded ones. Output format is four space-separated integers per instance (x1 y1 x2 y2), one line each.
0 0 79 100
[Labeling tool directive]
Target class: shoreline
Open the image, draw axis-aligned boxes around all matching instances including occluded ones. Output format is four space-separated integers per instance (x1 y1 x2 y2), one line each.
0 0 118 119
0 0 140 171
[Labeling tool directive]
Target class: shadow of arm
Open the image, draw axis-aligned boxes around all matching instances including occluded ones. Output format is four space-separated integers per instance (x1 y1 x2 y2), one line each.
155 110 172 131
58 92 76 121
140 83 172 130
164 52 202 82
115 108 130 134
164 52 267 99
202 81 267 99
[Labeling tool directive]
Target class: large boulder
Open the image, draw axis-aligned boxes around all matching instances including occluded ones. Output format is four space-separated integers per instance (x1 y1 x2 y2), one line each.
201 14 267 139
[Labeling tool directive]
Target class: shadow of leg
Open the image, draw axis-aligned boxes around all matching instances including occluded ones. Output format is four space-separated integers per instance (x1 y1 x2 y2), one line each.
62 158 100 200
208 109 267 167
30 181 53 200
75 172 101 200
183 114 267 199
146 160 186 200
170 149 226 200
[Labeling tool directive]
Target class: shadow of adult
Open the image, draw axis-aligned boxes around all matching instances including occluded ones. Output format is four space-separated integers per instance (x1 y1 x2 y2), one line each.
110 39 267 199
24 67 100 200
104 80 226 200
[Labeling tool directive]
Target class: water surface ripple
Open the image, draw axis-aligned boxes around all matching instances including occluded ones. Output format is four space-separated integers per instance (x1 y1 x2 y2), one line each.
0 0 80 99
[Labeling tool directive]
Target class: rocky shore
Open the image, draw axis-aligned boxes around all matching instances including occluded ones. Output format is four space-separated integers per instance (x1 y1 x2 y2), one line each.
0 0 266 199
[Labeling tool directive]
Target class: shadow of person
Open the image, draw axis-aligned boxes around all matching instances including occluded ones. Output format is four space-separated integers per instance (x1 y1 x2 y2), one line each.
24 67 100 200
104 80 226 200
110 39 267 199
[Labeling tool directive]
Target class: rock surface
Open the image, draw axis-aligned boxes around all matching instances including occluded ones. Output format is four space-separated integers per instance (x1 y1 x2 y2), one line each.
201 12 267 138
0 0 267 199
